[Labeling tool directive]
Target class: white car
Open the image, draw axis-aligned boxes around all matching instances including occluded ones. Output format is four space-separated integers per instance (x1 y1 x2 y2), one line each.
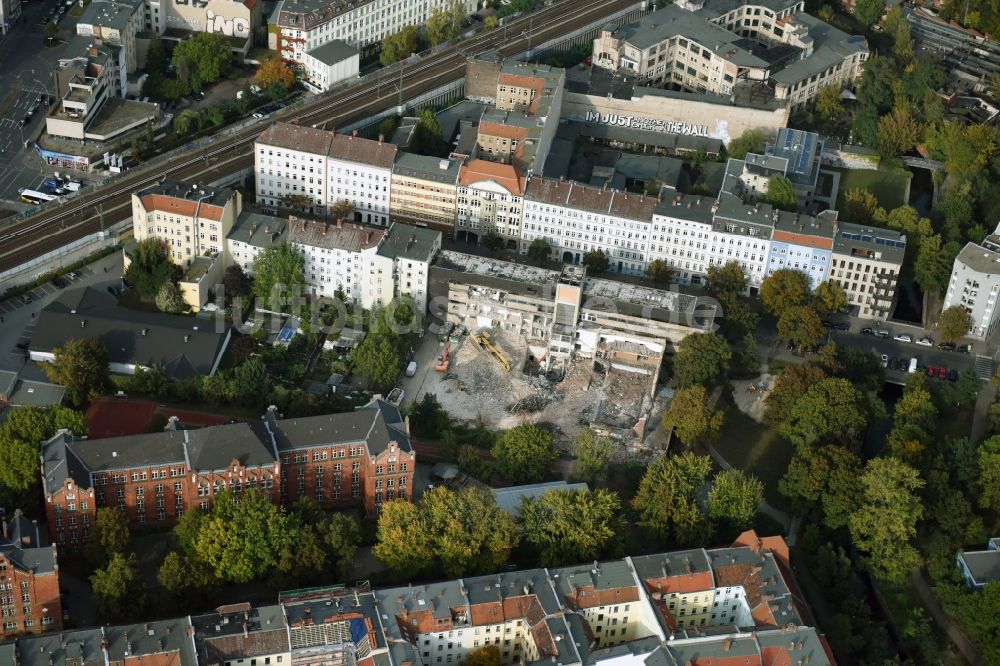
893 333 912 343
880 354 888 368
916 336 934 346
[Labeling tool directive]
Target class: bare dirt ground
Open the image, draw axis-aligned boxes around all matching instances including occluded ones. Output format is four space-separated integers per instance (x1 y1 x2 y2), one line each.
728 373 773 423
418 330 653 445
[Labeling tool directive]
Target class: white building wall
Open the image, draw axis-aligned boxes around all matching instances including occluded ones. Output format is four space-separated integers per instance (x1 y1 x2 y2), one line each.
362 253 395 310
942 261 1000 339
326 158 393 227
255 142 328 214
302 50 360 93
415 619 538 666
456 180 523 243
647 214 714 286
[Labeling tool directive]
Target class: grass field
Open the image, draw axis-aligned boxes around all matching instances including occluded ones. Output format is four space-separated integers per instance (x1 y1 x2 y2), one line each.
712 405 796 509
831 167 911 211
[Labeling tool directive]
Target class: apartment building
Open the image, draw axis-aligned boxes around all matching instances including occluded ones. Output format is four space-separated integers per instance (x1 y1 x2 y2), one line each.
132 180 241 266
39 399 415 551
146 0 262 57
0 511 62 638
521 177 657 276
227 213 439 311
390 153 463 235
455 159 526 247
255 123 334 215
721 127 824 207
270 0 477 70
300 39 360 93
942 235 1000 339
326 129 398 226
592 1 867 108
0 0 21 34
829 223 905 320
76 0 144 75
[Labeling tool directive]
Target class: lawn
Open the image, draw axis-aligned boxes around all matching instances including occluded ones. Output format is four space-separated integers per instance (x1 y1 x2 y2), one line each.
712 405 796 509
831 166 911 211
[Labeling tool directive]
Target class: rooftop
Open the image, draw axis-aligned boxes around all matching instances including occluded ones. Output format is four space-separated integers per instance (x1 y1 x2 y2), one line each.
768 127 822 187
955 237 1000 275
77 0 142 32
459 159 527 195
256 121 335 155
770 14 868 85
392 152 463 183
275 0 381 31
228 211 289 249
191 604 290 663
492 481 590 515
136 179 236 221
377 222 441 263
833 221 906 265
306 38 358 66
524 176 659 222
287 216 385 252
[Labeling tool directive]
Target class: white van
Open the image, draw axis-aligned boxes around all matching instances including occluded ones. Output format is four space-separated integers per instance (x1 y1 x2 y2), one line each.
908 357 918 374
64 181 82 192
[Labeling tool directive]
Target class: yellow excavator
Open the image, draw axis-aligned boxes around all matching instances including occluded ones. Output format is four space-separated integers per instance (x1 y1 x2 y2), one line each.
473 330 511 372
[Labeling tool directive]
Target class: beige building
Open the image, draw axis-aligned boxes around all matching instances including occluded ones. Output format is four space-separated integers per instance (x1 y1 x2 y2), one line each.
132 180 242 268
829 222 905 320
389 153 462 236
76 0 144 75
455 159 525 247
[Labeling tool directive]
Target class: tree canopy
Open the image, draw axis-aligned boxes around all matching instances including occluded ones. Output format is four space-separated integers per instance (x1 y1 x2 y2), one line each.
664 385 725 447
644 259 675 286
0 405 87 494
764 174 797 211
374 486 519 577
760 269 812 317
425 0 465 45
779 444 862 529
777 305 826 349
352 308 406 392
85 508 131 571
571 427 613 484
44 338 110 407
256 55 296 90
582 250 609 274
91 553 145 622
764 364 828 425
380 25 420 65
938 305 971 342
172 33 232 87
705 260 748 296
726 129 764 160
708 469 763 536
813 281 848 315
155 281 185 314
126 238 179 299
253 243 305 313
492 423 555 483
632 452 713 546
519 488 621 566
779 377 868 449
673 332 732 388
527 238 551 263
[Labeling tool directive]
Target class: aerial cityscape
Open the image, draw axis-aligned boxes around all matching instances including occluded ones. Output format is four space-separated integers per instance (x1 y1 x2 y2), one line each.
0 0 999 663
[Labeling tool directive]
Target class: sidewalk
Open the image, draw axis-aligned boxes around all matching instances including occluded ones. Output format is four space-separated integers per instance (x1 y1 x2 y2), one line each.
970 380 997 445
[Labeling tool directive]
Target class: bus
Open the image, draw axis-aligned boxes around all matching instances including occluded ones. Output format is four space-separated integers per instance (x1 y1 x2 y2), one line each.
19 189 56 205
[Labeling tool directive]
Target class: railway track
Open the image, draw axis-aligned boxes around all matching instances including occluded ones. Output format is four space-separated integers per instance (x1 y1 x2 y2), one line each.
0 0 639 280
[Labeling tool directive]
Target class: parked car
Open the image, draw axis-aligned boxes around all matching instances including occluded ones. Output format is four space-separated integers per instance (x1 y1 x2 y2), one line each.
822 320 849 331
861 327 875 336
51 276 67 288
948 368 959 381
916 336 934 346
880 353 888 368
888 357 898 371
106 285 120 297
66 271 80 280
18 294 31 305
957 344 972 354
876 330 890 339
894 333 913 343
937 366 948 380
926 365 936 377
938 342 956 351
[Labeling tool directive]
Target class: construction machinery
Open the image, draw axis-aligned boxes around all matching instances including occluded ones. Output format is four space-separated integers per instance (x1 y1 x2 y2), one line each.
473 330 512 372
435 341 451 373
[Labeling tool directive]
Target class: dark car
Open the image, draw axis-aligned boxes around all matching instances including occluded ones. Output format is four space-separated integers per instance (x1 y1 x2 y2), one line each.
861 327 874 335
106 285 120 297
15 342 28 351
938 342 956 351
957 344 972 354
51 276 68 288
948 368 959 381
888 357 899 371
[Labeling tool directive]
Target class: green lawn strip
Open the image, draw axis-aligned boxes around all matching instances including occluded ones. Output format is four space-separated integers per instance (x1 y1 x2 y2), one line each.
713 405 795 509
831 166 910 211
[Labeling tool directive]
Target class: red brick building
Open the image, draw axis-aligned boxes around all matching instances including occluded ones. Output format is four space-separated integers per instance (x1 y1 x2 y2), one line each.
0 511 62 638
40 400 415 551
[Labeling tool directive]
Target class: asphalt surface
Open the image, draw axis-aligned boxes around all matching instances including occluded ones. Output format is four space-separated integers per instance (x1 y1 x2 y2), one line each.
0 0 638 280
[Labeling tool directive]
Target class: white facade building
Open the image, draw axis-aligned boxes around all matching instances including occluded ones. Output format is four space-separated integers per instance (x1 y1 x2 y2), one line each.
941 238 1000 339
300 39 359 93
456 159 526 247
255 123 332 215
325 130 397 227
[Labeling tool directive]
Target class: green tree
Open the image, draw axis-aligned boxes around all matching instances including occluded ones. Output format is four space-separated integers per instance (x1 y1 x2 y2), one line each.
84 508 131 570
277 523 330 584
44 20 59 44
126 237 179 298
320 513 362 579
841 188 885 226
44 338 110 406
155 281 185 314
492 423 555 483
777 305 826 349
848 457 924 583
764 364 827 425
764 174 797 211
481 231 504 255
527 238 551 263
779 377 868 449
222 264 253 304
352 309 404 392
705 260 748 296
380 25 420 66
672 332 731 388
814 85 843 120
464 647 502 666
708 469 763 535
644 259 675 286
483 15 499 31
374 487 519 577
426 0 465 45
760 269 811 317
978 436 1000 514
0 405 87 492
172 32 232 85
813 280 848 315
664 385 725 447
632 452 713 546
854 0 885 27
938 305 971 343
253 243 305 313
779 445 862 529
173 109 203 135
726 129 764 160
410 108 444 156
914 234 953 295
571 428 613 484
409 393 452 439
231 358 271 406
157 551 217 605
877 104 922 158
582 250 609 274
519 488 621 566
194 489 294 583
91 553 145 622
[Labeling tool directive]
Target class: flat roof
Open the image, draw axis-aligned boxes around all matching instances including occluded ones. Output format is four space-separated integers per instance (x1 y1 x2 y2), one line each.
391 152 462 184
377 222 440 262
77 0 142 31
955 238 1000 275
229 211 289 248
832 221 906 264
306 39 358 65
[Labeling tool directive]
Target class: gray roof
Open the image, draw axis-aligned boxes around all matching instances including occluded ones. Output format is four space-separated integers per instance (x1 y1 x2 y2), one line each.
59 429 188 473
377 222 440 263
833 221 906 265
77 0 143 32
289 216 385 252
376 580 467 622
185 421 277 471
0 512 56 575
464 567 562 614
307 39 358 66
229 211 289 248
769 128 822 187
0 370 16 397
103 617 198 665
271 399 411 454
549 559 638 598
492 481 589 515
629 550 713 581
392 152 462 184
8 379 66 407
10 628 108 666
31 288 231 381
41 431 94 495
192 603 289 662
136 178 237 210
770 14 868 85
958 548 1000 585
955 239 1000 275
